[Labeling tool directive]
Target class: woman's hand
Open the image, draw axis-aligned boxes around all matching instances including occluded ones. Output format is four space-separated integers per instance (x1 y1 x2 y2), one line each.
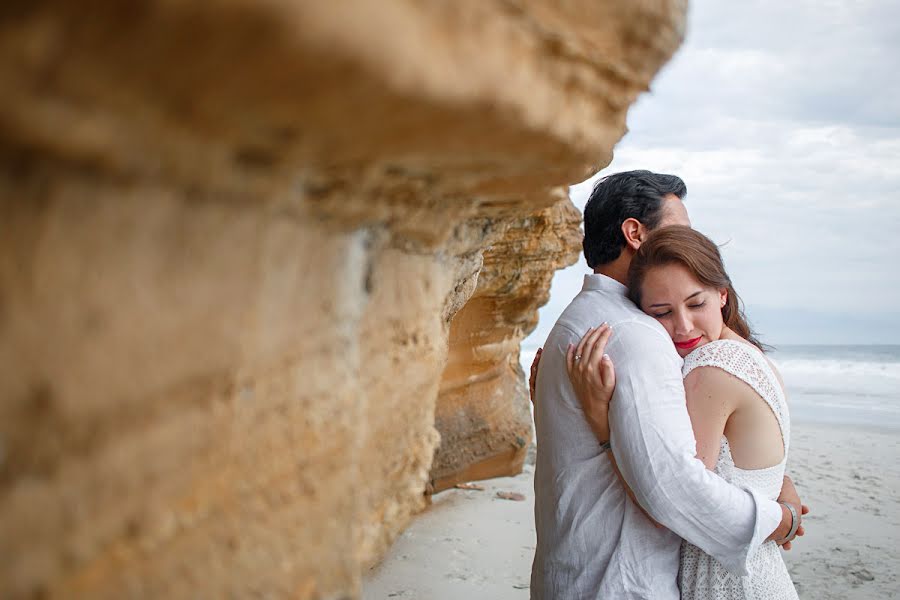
566 324 616 443
529 348 542 404
775 474 810 550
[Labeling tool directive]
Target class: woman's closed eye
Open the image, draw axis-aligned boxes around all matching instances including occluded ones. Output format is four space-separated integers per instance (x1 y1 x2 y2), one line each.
653 301 705 318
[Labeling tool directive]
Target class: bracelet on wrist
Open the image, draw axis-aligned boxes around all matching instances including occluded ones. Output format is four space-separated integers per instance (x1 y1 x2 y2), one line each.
776 501 800 543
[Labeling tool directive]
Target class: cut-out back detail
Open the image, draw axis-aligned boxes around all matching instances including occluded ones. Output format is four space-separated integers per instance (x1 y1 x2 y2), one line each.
679 339 798 599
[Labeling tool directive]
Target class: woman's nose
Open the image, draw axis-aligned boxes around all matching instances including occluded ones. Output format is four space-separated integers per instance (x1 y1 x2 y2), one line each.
673 310 692 335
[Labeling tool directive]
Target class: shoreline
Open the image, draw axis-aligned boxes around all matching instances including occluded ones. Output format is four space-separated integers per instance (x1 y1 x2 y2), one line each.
364 422 900 599
787 419 900 436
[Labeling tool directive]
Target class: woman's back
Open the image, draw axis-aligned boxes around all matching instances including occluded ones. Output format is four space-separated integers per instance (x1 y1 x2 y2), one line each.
679 339 798 599
685 337 789 472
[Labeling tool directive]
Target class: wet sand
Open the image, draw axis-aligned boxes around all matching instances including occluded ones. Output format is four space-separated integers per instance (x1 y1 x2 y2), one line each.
364 423 900 599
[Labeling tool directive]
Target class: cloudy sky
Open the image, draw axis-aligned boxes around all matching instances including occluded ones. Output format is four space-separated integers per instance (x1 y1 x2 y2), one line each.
525 0 900 348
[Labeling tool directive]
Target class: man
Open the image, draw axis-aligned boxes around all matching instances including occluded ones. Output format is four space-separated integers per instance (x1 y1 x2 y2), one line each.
529 170 804 599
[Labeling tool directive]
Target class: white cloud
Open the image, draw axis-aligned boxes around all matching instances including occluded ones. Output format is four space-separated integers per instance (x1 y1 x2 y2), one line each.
526 0 900 347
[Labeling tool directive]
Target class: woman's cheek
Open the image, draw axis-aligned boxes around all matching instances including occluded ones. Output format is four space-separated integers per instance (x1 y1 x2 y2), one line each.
659 318 676 340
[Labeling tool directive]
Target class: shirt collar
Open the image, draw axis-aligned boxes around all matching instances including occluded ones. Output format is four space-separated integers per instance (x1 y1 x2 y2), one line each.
582 273 628 296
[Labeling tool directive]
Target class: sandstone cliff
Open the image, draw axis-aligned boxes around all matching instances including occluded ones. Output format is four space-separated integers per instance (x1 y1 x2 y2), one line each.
0 1 686 598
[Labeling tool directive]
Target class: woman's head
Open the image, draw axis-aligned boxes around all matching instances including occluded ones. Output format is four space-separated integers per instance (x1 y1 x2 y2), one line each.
627 225 762 356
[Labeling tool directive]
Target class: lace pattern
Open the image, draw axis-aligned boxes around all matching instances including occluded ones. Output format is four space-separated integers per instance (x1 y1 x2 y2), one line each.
679 339 798 600
682 339 790 457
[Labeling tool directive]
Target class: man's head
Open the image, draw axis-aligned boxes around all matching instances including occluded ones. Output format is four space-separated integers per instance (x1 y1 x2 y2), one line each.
583 170 690 271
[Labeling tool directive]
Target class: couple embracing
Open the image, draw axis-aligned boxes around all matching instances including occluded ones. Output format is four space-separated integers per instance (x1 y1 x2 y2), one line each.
529 171 807 599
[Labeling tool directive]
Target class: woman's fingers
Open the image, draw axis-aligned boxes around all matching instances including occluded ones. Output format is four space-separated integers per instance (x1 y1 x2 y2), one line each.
530 348 542 375
600 353 616 391
590 326 613 371
574 327 596 369
530 348 542 377
595 324 613 355
580 324 609 369
529 348 542 404
801 504 810 516
584 326 614 389
569 324 615 391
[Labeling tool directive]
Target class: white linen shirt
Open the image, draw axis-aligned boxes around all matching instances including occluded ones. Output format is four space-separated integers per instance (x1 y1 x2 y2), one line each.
530 274 782 600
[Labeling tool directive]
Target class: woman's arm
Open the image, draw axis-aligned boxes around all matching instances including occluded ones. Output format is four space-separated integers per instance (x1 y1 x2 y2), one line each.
564 325 663 527
684 365 808 546
682 366 739 470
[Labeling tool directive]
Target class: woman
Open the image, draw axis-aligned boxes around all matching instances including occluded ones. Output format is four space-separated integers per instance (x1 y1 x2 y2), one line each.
530 226 802 599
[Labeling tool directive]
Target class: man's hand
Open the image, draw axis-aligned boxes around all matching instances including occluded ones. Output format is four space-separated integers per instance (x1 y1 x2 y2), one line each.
529 348 542 404
566 324 616 443
769 474 810 550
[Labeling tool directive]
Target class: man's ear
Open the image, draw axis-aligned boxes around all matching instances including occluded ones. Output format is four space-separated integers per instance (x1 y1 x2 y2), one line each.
621 218 647 251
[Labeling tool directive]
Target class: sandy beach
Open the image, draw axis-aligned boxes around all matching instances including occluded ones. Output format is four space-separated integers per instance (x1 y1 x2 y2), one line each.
364 422 900 599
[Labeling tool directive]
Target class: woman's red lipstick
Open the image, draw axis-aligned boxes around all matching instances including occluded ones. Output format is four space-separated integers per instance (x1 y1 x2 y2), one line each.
674 336 702 350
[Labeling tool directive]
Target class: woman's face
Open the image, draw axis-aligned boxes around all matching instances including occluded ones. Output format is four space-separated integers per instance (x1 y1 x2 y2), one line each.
639 263 727 357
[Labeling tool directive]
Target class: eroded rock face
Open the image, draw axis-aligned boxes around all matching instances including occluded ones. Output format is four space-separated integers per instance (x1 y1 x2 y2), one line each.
432 196 583 491
0 1 686 598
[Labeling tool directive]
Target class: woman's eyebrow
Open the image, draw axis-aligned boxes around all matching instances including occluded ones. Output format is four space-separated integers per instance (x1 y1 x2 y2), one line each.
684 290 703 302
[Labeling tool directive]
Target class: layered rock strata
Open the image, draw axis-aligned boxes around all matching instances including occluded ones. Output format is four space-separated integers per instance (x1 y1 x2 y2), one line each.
0 1 686 598
432 196 583 492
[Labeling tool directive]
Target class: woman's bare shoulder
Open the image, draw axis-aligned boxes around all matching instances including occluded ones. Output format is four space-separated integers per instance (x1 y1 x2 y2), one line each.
683 359 763 410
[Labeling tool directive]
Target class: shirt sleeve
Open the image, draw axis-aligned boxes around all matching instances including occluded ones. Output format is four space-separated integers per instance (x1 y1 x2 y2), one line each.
607 320 783 575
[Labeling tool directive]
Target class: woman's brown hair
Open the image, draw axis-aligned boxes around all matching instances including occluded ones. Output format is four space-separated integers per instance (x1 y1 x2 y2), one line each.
627 225 765 350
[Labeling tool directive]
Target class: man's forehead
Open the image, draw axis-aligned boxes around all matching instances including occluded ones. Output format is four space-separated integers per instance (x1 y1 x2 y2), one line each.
660 193 691 227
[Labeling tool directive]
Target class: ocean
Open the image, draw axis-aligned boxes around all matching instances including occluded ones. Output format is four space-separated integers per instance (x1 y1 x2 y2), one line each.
771 344 900 430
520 344 900 430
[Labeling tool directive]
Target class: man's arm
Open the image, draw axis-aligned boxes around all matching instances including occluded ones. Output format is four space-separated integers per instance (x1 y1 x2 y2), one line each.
607 321 786 575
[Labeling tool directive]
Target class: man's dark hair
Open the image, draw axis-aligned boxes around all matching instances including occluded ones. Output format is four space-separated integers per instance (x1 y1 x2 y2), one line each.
582 170 687 268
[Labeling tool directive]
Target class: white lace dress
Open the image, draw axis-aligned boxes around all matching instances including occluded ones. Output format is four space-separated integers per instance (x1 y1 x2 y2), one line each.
679 340 799 600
